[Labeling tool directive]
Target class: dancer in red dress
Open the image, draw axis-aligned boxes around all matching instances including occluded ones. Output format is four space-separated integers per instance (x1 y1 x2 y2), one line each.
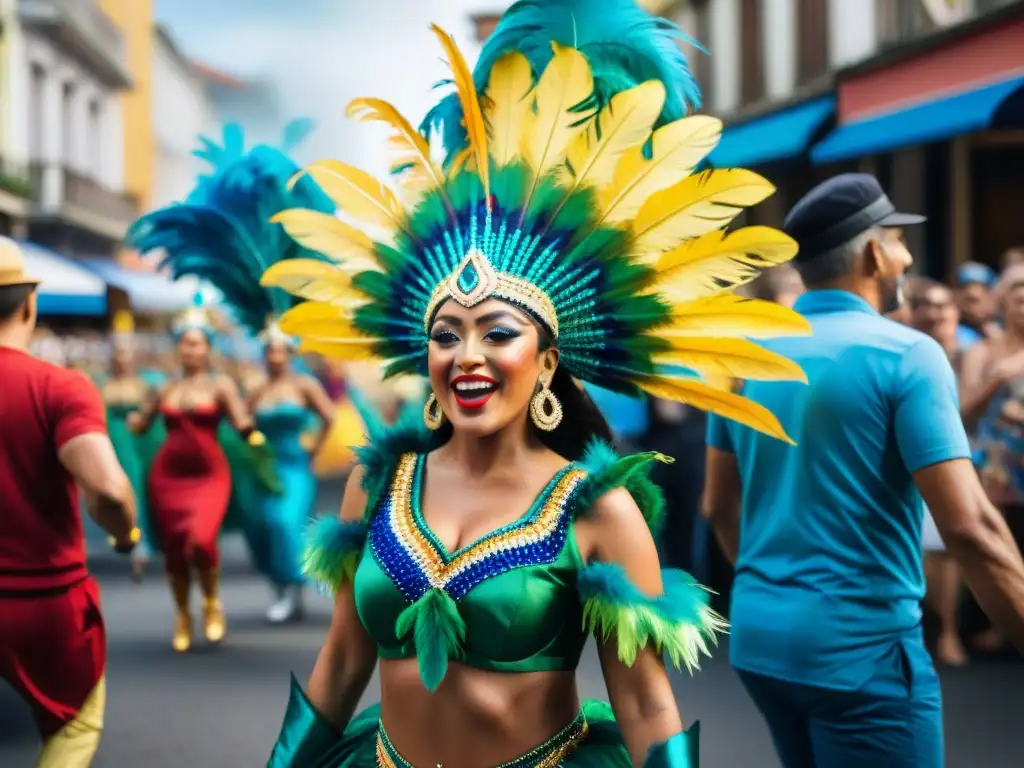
0 238 137 766
130 306 267 652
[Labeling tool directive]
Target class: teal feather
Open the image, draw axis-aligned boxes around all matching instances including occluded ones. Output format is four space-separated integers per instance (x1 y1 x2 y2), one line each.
422 0 704 165
578 562 727 672
395 588 467 692
302 516 367 595
351 392 440 518
126 121 335 336
575 439 671 532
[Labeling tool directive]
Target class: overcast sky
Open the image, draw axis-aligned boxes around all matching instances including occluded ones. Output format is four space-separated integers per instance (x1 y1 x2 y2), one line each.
155 0 485 163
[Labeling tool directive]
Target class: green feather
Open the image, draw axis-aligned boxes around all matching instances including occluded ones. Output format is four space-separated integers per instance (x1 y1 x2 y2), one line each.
395 588 467 692
578 562 727 672
350 393 440 517
302 517 367 596
575 439 672 532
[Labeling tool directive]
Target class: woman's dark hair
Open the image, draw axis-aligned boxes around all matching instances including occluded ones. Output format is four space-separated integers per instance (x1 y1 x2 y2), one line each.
433 320 613 461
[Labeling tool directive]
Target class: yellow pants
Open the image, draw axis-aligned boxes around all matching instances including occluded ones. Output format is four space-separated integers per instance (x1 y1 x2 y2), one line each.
37 676 105 768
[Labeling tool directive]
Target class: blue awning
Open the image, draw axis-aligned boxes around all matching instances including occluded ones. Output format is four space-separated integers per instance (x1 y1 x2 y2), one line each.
812 75 1024 164
79 258 219 314
708 95 835 168
18 240 108 316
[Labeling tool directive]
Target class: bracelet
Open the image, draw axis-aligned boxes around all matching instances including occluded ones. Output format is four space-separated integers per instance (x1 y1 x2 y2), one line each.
242 428 267 447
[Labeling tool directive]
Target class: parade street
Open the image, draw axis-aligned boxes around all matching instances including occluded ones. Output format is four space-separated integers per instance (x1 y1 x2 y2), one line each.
0 534 1020 767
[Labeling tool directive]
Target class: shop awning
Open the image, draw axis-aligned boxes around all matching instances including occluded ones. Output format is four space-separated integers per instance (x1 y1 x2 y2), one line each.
19 240 108 316
708 96 836 168
812 75 1024 164
79 258 219 314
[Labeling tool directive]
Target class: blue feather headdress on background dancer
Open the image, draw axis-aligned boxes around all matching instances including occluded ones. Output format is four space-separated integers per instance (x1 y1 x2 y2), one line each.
128 118 336 346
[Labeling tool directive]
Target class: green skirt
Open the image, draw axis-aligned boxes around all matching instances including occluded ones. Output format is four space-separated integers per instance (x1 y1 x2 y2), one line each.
313 699 629 767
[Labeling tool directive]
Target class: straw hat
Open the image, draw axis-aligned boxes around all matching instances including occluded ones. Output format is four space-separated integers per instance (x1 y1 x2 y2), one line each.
0 237 39 288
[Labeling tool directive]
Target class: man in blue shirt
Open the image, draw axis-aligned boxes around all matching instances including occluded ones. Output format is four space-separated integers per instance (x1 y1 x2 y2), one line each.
703 174 1024 768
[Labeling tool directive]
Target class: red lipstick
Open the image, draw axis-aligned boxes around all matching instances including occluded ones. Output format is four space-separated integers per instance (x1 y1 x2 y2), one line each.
451 374 498 410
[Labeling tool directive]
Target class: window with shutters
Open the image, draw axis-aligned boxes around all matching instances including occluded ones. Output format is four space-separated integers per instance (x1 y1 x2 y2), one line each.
739 0 765 104
796 0 829 83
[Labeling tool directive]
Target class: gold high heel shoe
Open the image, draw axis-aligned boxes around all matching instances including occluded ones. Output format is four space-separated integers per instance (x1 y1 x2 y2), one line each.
169 574 192 653
198 567 226 644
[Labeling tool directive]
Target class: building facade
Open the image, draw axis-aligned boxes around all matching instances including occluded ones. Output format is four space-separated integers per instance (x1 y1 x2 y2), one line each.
653 0 1024 277
150 27 216 211
0 0 138 256
99 0 155 213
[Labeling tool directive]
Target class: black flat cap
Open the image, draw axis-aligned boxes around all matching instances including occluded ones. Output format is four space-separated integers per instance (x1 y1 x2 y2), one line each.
783 173 925 262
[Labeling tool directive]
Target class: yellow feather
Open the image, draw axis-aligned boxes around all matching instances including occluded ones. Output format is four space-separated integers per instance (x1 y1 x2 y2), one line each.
431 24 490 201
600 115 723 225
649 226 799 301
484 52 534 167
345 97 447 201
634 376 795 445
652 336 808 383
269 210 381 273
558 80 665 195
290 160 405 237
521 43 593 204
657 295 811 339
297 338 381 362
632 169 776 259
278 303 378 355
260 260 369 309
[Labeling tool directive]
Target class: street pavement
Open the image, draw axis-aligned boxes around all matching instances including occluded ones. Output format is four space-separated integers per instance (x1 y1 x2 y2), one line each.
2 534 1023 766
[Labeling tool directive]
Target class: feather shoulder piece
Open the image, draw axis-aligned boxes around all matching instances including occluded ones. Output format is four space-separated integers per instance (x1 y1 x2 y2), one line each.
578 562 728 672
264 0 809 444
127 120 336 338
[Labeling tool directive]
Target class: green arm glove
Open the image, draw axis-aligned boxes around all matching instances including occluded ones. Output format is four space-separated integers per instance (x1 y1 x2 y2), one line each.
246 430 284 496
645 723 700 768
267 675 339 768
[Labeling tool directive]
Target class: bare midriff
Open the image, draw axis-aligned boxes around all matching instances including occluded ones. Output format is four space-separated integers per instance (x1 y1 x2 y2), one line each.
378 659 580 768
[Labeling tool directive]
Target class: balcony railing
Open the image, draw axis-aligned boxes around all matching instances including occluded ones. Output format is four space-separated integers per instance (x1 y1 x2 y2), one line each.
63 168 138 222
19 0 132 88
29 161 138 224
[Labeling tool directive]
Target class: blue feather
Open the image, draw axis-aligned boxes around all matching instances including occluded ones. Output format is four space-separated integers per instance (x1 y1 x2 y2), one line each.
421 0 705 165
280 117 316 153
127 123 336 336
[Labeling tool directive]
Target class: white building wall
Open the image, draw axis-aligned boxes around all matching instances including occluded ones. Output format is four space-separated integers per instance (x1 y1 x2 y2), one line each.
763 0 797 100
828 0 879 69
708 0 741 113
5 28 127 199
150 31 216 209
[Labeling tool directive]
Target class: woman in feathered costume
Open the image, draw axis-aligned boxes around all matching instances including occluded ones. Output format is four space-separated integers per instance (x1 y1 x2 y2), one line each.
126 121 332 650
103 310 165 581
266 1 808 765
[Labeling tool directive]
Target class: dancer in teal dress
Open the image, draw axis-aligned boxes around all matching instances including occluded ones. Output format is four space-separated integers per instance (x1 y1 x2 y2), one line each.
250 336 334 623
260 2 805 764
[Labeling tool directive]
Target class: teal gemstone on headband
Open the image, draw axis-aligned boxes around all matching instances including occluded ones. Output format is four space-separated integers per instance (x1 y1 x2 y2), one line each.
456 260 480 295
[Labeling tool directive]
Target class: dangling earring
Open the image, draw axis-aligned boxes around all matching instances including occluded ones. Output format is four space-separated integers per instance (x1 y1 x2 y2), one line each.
423 392 445 431
530 379 563 431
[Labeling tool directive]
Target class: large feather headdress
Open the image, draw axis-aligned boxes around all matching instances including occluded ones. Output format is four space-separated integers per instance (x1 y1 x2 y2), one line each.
262 0 808 442
127 119 334 346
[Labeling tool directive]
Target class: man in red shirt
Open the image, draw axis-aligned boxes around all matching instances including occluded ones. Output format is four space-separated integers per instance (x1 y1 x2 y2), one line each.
0 238 138 767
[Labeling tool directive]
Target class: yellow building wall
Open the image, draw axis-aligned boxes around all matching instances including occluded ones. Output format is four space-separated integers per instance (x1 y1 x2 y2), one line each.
100 0 154 212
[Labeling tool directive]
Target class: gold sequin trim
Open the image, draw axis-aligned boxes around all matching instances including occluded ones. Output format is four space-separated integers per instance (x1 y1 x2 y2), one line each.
375 711 589 767
423 272 559 338
387 453 584 591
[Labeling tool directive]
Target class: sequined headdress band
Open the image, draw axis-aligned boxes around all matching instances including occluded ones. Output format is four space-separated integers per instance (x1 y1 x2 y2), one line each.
424 248 559 337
